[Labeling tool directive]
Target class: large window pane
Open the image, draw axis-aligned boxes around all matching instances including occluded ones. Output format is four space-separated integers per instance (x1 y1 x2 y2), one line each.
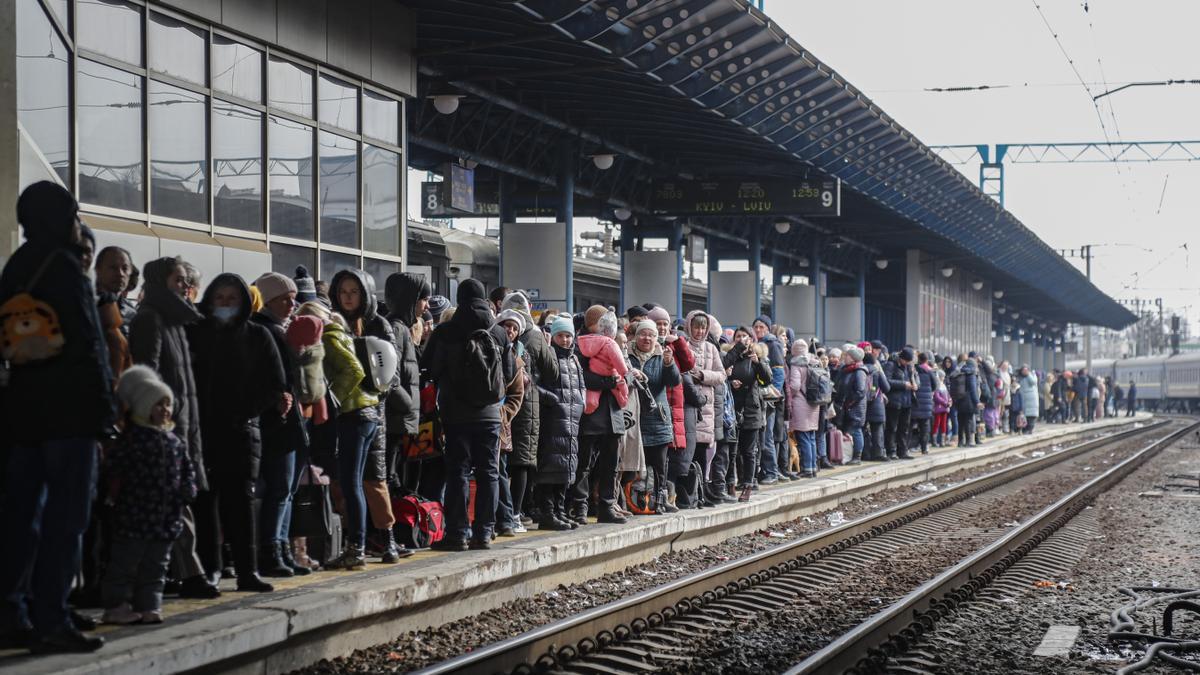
269 57 313 118
212 36 261 103
268 115 314 239
362 145 399 255
78 59 143 211
364 258 400 299
362 90 399 146
16 0 70 184
214 101 263 232
321 250 359 280
149 12 206 85
318 74 358 132
319 131 358 247
77 0 142 66
270 242 315 279
149 81 207 222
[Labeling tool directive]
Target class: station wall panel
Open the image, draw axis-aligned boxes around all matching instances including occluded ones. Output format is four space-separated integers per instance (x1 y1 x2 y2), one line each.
774 284 816 337
623 250 678 315
709 271 756 330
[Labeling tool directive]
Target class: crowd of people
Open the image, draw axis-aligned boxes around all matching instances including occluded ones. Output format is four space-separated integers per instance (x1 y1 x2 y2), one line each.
0 182 1135 655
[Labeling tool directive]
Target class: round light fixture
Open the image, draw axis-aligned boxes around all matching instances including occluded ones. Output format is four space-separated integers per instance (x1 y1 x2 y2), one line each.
874 258 888 270
1027 318 1035 325
1011 312 1020 320
971 280 984 291
993 289 1004 299
592 153 615 170
433 94 462 115
998 306 1006 314
940 266 954 278
1040 322 1047 329
774 220 791 234
613 207 632 221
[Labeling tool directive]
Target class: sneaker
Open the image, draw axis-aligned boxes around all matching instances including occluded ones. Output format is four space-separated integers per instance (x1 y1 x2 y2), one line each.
776 474 792 483
496 526 516 537
519 515 534 527
759 477 779 486
324 546 368 570
512 523 528 534
139 611 163 625
102 604 141 625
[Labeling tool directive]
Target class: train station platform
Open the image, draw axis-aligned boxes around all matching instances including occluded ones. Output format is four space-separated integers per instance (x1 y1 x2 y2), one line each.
2 414 1149 675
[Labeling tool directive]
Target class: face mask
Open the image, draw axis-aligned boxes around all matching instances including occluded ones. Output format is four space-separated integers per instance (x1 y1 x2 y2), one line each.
212 305 239 323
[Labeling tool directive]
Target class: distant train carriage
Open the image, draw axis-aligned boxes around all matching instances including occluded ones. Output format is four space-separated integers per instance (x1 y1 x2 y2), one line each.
1068 354 1200 413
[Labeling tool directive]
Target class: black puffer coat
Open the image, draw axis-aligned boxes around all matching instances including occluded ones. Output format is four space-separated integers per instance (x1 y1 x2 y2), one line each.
331 268 396 482
536 343 584 484
0 183 115 444
189 274 286 480
912 364 935 420
837 364 869 430
251 310 308 454
384 272 428 438
130 257 205 489
724 342 772 431
510 325 557 468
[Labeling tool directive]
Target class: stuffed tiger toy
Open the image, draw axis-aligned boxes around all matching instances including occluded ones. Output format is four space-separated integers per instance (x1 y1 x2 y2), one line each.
0 293 65 364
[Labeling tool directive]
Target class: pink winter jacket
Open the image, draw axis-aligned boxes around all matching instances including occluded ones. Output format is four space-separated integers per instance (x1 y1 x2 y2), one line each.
686 331 726 445
576 333 629 414
785 355 821 432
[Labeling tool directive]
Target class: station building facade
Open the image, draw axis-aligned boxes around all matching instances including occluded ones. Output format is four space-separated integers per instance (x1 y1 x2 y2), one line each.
3 0 416 290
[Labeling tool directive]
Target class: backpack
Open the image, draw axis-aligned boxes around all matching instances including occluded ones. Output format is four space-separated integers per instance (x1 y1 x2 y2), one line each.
805 364 834 405
623 471 658 515
353 335 397 394
950 371 968 401
0 250 69 366
447 329 504 408
393 494 446 549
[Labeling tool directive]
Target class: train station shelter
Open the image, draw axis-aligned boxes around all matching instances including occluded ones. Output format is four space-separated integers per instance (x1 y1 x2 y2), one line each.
1 0 1136 366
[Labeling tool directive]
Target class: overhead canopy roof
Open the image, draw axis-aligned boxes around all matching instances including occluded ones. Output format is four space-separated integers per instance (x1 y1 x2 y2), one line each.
405 0 1136 329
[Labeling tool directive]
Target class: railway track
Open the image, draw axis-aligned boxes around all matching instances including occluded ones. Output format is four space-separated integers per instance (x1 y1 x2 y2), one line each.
415 419 1193 675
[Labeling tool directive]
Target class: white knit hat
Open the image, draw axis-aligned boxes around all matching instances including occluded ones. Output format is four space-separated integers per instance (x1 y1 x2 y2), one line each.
496 308 525 333
117 365 174 427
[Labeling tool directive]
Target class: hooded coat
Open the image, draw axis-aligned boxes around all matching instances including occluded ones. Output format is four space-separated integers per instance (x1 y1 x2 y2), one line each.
130 257 206 489
912 363 935 420
536 343 585 484
684 310 726 445
188 274 287 480
836 362 869 429
952 360 981 412
723 340 772 431
501 292 559 467
420 279 511 425
384 272 428 438
705 315 729 444
864 358 890 424
628 341 681 446
882 356 915 409
0 183 116 444
785 353 821 432
1019 371 1040 414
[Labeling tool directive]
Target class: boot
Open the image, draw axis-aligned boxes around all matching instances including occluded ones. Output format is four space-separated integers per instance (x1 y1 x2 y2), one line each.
818 458 836 470
849 450 862 465
663 482 679 513
236 572 274 593
655 488 673 515
553 489 579 529
379 528 412 563
278 538 311 575
260 541 294 578
325 544 367 570
538 488 572 531
291 538 320 571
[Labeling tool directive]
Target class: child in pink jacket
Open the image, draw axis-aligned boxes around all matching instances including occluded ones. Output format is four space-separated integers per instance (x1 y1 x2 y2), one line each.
575 312 629 414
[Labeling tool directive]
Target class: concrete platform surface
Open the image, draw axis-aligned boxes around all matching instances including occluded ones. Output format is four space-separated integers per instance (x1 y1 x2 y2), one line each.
0 414 1150 675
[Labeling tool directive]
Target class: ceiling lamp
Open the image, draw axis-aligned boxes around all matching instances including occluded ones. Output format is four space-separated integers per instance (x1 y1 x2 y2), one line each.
613 207 632 221
1011 312 1020 320
971 280 984 291
774 220 791 234
1027 317 1035 325
998 306 1006 314
591 153 615 170
433 94 462 115
874 258 888 270
940 266 954 278
993 289 1004 299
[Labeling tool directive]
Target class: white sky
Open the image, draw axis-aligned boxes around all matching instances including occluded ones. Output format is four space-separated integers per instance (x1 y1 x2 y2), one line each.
408 1 1199 327
769 0 1199 327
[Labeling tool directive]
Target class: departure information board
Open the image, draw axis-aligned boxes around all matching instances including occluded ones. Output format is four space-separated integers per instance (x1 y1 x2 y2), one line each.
649 177 840 217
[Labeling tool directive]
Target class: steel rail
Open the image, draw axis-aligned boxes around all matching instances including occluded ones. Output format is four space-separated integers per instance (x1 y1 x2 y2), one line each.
415 421 1170 675
786 419 1199 675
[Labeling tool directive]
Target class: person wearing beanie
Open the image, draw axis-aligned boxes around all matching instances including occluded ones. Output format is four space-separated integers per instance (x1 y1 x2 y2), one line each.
882 344 917 460
835 345 869 465
911 352 936 455
626 305 648 323
785 338 821 477
250 272 311 577
627 316 681 513
101 365 196 626
576 312 629 417
293 266 317 304
428 295 450 323
534 309 586 530
493 308 527 537
861 351 891 463
0 182 122 653
570 308 631 525
421 278 513 550
751 315 786 482
584 304 609 333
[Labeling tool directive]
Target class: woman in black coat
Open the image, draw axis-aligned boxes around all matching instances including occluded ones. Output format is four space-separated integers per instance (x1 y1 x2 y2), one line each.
189 274 287 592
129 256 216 598
723 328 772 500
534 333 585 531
911 353 936 454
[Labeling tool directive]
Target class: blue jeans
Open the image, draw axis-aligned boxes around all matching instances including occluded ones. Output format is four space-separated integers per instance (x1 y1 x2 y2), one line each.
443 422 501 542
496 453 517 531
759 411 780 480
259 450 297 546
0 438 97 635
793 431 816 473
337 414 380 550
817 426 828 460
848 426 865 458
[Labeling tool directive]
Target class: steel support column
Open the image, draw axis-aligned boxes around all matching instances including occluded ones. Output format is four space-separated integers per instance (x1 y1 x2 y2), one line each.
559 142 575 311
812 238 824 342
672 221 684 319
498 173 515 283
857 255 867 339
750 229 763 319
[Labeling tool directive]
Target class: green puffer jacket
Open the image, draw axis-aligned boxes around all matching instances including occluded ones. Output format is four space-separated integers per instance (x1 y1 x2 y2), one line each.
322 320 378 414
